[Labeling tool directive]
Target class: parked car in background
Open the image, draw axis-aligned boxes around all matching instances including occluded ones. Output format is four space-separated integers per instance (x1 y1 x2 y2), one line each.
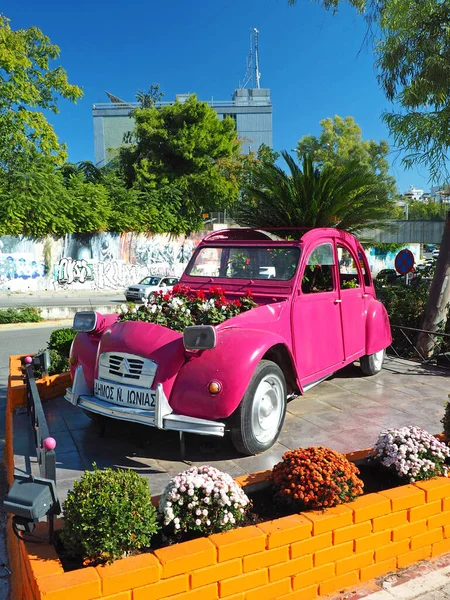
125 276 179 303
432 248 440 259
376 269 402 285
67 228 392 455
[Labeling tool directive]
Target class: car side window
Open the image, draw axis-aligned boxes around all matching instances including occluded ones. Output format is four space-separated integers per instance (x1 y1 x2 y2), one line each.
337 245 361 289
301 243 335 294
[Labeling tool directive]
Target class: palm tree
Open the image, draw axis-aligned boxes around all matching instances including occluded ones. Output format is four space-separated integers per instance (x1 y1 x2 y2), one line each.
235 151 396 234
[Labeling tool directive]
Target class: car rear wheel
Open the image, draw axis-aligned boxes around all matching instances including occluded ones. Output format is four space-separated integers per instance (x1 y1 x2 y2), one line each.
360 349 385 376
230 360 287 455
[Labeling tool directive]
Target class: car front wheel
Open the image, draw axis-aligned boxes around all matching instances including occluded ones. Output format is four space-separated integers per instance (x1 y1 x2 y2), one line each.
360 349 385 376
230 360 287 455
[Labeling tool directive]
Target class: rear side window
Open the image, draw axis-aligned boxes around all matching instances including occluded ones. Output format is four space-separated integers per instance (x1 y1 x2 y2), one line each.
337 245 361 289
302 243 335 293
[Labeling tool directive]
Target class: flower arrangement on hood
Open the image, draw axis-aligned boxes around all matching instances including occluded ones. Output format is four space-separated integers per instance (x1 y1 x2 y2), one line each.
371 426 450 483
117 284 257 333
159 465 250 535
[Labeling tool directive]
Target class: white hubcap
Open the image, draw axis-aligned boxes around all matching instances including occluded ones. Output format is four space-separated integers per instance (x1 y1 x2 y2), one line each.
251 374 284 443
372 349 384 371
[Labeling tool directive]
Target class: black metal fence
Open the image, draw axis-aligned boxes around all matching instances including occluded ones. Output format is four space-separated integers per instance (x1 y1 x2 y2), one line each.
389 324 450 367
4 355 60 542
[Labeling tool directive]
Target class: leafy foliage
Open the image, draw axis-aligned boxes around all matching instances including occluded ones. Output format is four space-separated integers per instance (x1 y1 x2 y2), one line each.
61 465 159 564
441 399 450 439
0 306 42 324
118 285 257 332
118 94 244 234
270 446 364 510
159 465 250 535
296 116 397 198
0 15 82 170
235 151 396 234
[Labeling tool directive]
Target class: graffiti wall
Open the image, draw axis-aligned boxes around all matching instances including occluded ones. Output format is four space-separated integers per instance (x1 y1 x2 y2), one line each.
0 232 204 292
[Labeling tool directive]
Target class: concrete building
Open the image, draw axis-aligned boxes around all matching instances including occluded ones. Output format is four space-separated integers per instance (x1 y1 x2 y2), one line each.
92 88 272 167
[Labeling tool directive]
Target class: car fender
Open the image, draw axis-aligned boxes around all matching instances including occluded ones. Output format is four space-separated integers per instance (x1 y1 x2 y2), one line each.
169 328 294 420
70 332 100 390
365 298 392 356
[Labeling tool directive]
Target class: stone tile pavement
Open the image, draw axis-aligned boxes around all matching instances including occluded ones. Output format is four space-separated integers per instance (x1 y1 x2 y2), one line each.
13 356 450 505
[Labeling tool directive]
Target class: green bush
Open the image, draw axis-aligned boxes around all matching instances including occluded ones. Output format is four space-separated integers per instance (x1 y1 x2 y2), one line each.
47 328 76 374
48 327 77 356
61 464 159 564
441 398 450 439
0 306 42 324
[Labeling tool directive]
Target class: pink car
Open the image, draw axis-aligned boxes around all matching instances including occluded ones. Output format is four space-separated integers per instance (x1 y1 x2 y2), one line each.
66 228 392 455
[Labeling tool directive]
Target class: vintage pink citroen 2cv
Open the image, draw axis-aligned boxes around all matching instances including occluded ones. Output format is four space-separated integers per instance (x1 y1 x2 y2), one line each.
66 228 392 455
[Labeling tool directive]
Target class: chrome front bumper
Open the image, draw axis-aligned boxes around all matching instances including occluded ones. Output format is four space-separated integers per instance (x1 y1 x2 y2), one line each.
65 365 225 437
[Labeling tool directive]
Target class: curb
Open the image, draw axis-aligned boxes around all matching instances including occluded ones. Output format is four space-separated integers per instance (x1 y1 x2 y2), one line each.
0 319 74 331
331 554 450 599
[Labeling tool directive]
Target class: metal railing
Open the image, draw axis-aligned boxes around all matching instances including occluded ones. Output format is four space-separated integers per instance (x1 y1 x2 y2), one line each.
23 357 60 538
389 324 450 366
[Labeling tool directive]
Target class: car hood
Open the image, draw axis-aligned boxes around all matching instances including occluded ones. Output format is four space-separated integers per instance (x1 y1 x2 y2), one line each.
96 321 185 385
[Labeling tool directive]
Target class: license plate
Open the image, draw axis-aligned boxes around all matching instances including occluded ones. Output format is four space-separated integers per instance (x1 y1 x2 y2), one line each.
94 379 156 409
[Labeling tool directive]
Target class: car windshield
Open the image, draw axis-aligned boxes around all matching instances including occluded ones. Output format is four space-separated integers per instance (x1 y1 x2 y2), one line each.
187 246 300 280
139 277 161 286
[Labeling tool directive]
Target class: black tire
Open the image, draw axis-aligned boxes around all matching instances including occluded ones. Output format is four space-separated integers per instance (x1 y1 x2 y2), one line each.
82 409 107 427
360 349 385 376
230 360 287 455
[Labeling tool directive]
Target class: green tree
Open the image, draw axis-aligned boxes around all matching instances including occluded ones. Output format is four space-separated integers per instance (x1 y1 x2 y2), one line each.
119 94 243 234
0 15 82 170
64 173 111 233
0 157 72 237
296 116 397 198
235 151 396 233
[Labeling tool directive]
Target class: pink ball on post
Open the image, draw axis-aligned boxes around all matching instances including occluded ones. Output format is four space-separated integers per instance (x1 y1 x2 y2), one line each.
43 437 56 451
24 356 33 364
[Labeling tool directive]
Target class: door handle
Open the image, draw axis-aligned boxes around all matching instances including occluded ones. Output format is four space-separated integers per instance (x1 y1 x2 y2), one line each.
334 299 342 304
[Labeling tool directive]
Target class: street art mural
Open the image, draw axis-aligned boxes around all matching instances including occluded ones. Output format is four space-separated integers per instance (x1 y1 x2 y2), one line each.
0 232 203 292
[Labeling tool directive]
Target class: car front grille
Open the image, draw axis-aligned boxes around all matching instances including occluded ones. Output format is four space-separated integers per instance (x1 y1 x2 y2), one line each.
98 352 157 387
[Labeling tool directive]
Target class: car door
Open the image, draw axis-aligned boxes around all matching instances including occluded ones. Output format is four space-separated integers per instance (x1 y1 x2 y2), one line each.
293 241 345 385
336 243 366 361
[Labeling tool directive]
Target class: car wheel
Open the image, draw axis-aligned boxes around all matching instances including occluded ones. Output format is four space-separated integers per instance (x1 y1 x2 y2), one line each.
360 349 385 376
82 409 107 428
230 360 287 455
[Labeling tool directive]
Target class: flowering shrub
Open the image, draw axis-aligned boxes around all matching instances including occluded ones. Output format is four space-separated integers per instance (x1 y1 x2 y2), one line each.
117 285 257 333
159 465 250 535
270 447 364 510
441 398 450 439
371 426 450 482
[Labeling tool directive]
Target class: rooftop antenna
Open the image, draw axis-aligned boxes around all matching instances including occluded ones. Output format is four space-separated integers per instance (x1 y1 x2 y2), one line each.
254 28 261 89
239 28 261 89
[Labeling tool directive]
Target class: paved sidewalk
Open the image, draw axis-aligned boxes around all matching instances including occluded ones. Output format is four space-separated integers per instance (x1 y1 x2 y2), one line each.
331 554 450 599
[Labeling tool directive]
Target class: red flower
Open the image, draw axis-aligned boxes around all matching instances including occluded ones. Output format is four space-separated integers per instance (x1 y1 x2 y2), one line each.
233 300 242 308
245 258 251 265
173 284 191 296
245 289 253 298
209 286 225 296
196 290 206 300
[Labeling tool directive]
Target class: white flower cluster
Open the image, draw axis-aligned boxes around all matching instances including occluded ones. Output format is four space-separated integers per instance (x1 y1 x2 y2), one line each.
372 426 450 482
159 465 250 534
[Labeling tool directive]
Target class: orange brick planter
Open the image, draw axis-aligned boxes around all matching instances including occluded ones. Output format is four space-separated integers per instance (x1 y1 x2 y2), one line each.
5 359 450 600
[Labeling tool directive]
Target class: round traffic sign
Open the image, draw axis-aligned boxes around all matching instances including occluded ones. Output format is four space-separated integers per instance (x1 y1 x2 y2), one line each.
394 249 415 275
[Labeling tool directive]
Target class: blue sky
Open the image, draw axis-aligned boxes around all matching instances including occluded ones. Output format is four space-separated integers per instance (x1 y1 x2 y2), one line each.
3 0 431 194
